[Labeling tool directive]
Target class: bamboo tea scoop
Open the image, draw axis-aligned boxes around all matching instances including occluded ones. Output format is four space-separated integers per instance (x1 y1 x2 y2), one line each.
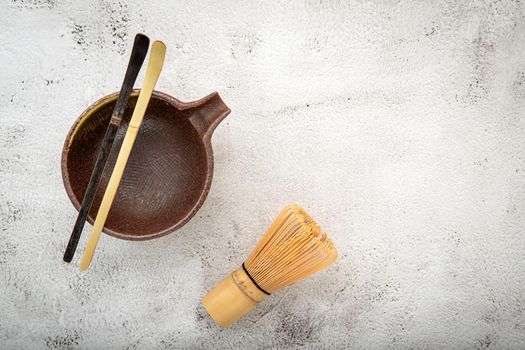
79 40 166 271
63 33 150 263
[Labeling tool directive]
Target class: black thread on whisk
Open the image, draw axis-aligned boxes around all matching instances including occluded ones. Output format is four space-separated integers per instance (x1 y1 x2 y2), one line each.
242 263 271 295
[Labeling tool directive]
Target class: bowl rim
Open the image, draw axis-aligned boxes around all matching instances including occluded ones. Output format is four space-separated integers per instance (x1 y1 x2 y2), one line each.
61 89 222 241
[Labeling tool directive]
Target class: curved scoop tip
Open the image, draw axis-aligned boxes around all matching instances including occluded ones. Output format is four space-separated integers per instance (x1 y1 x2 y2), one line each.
152 40 166 53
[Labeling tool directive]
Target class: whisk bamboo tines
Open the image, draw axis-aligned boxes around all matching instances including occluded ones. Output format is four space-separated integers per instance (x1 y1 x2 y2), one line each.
202 205 338 328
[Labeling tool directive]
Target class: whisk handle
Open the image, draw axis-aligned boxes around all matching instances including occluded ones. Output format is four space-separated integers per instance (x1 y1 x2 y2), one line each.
202 266 267 328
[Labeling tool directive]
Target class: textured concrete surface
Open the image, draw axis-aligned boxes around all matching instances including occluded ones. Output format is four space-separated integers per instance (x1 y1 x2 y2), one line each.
1 0 525 349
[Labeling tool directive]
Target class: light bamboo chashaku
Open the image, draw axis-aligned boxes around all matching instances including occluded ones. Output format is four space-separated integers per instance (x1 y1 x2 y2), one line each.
79 40 166 271
202 204 338 328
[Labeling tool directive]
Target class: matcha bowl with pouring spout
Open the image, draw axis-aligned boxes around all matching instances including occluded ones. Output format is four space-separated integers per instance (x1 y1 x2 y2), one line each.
61 90 230 240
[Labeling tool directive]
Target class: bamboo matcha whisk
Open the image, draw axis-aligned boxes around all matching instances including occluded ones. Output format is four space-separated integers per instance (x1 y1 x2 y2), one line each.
202 204 338 328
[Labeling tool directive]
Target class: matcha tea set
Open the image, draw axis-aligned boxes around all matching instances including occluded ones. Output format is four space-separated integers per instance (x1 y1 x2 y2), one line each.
61 34 338 328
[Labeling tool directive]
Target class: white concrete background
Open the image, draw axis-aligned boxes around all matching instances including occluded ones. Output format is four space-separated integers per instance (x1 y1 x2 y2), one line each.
1 0 525 349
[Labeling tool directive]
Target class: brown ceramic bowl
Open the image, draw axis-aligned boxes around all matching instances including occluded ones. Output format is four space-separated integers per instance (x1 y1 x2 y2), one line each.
61 90 230 240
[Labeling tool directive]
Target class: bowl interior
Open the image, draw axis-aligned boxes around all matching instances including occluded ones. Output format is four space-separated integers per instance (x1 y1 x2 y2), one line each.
63 93 208 239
